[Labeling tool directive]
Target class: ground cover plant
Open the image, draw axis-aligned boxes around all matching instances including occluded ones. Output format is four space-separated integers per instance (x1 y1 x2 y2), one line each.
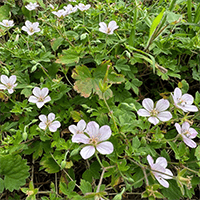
0 0 200 199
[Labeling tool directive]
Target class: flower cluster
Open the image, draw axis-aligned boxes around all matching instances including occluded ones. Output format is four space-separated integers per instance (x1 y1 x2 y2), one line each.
137 88 198 148
69 120 114 159
52 3 90 18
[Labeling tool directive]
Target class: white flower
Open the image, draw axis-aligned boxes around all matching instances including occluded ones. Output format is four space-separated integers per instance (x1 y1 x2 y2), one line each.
28 87 51 108
76 3 91 11
137 98 172 125
39 113 61 132
175 122 198 148
0 75 17 94
147 155 173 188
52 9 67 18
99 21 119 35
0 20 14 27
172 87 198 112
68 119 86 142
25 2 39 11
69 0 76 2
22 20 41 35
72 121 114 159
64 4 77 14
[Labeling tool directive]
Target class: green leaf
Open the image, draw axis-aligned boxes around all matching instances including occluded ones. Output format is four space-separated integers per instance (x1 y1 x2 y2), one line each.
195 91 200 104
166 11 182 23
195 146 200 166
56 49 79 65
132 136 141 149
0 5 10 21
0 178 4 193
80 179 92 194
0 154 29 192
51 37 64 51
40 154 60 173
147 8 165 47
72 64 124 99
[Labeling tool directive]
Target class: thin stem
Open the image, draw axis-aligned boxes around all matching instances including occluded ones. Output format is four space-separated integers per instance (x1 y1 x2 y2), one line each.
103 93 119 133
95 152 104 169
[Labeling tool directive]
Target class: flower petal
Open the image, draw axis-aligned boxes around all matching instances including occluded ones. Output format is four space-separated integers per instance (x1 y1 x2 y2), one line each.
9 75 17 85
39 122 46 130
175 123 181 135
39 114 47 123
155 157 167 168
148 117 159 125
157 111 172 122
142 98 154 112
36 102 45 108
41 88 49 97
72 134 89 144
0 84 7 90
188 128 198 139
174 88 182 99
108 20 119 31
96 141 114 155
48 113 55 122
99 22 108 33
99 125 112 141
182 135 197 148
85 121 99 137
28 96 38 103
1 75 9 84
182 94 194 105
80 146 95 159
49 121 61 132
77 119 86 131
137 109 150 117
184 104 198 112
147 155 154 167
162 169 173 179
182 122 190 131
32 87 41 97
156 176 169 188
155 99 169 112
43 96 51 103
69 125 78 135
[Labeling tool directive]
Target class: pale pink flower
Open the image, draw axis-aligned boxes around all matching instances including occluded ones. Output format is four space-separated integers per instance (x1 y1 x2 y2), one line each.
137 98 172 125
76 3 91 11
22 20 41 35
99 21 119 35
25 2 39 11
172 87 198 112
39 113 61 132
175 122 198 148
0 75 17 94
147 155 173 188
72 121 114 159
28 87 51 108
64 4 77 14
68 119 86 142
0 20 14 27
52 9 67 17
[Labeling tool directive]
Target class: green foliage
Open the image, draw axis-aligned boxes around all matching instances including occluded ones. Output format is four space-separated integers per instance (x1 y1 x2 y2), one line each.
0 0 200 199
0 154 29 192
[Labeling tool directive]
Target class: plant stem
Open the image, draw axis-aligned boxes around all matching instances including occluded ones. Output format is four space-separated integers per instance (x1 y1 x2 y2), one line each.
95 152 104 169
